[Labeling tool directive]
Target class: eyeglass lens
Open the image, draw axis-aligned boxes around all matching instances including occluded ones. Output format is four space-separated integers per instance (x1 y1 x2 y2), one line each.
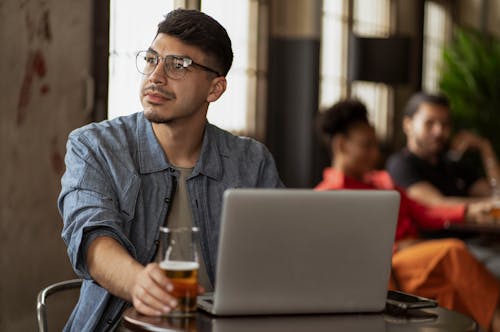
136 51 187 79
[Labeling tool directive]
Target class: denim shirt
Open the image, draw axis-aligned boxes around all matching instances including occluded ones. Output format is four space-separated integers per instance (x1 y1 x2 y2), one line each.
58 112 283 331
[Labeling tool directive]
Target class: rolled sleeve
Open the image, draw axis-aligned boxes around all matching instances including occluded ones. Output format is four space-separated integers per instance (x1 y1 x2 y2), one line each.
58 132 136 279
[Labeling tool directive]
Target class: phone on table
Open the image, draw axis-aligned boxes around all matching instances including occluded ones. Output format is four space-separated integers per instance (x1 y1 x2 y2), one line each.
386 290 438 311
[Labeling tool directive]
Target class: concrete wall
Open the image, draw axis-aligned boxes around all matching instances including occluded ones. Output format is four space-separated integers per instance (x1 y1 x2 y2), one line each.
0 0 92 330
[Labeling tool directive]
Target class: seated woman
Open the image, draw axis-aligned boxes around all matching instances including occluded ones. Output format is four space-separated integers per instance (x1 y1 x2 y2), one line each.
315 99 500 331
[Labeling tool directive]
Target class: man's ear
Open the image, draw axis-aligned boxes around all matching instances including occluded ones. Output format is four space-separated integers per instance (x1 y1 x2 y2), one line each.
207 76 227 103
402 116 412 136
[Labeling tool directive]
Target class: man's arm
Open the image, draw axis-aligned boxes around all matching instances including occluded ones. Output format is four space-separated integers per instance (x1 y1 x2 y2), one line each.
406 183 495 224
406 181 488 206
86 236 178 316
450 130 500 197
469 178 495 197
59 131 178 317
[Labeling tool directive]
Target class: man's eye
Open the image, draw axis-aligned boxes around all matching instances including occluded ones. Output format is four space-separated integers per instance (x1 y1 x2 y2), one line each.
145 56 156 64
172 60 184 70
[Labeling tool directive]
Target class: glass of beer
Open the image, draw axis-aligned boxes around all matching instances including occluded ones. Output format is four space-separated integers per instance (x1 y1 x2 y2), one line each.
490 178 500 220
158 226 200 317
490 199 500 220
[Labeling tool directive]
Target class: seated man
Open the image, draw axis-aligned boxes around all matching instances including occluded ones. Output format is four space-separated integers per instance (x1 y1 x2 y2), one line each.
387 91 500 205
315 99 500 331
386 91 500 278
58 9 283 331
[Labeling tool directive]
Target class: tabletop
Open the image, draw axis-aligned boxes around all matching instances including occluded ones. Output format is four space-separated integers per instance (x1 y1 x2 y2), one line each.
117 306 478 332
447 222 500 235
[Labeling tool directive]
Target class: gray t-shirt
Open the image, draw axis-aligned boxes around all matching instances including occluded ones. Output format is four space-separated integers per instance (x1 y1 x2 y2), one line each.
165 166 212 291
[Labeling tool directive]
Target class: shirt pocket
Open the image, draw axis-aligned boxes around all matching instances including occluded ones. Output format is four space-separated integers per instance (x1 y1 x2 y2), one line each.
114 172 140 222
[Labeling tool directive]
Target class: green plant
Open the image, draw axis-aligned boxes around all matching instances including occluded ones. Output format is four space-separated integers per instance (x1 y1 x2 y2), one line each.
439 27 500 155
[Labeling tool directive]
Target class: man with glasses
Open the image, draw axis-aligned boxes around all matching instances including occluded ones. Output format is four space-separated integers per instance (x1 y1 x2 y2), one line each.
58 9 282 331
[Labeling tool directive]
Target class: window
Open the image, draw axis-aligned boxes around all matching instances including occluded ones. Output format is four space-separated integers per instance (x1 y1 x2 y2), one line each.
319 0 349 109
422 1 451 93
201 0 254 133
351 0 391 139
108 1 255 135
320 0 392 139
108 0 174 120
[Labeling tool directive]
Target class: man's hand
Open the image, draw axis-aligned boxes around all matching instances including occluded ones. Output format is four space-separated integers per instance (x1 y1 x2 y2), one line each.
130 263 178 316
131 264 205 316
450 130 490 156
466 200 495 224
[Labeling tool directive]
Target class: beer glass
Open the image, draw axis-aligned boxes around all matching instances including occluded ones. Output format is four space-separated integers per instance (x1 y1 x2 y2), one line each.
491 204 500 219
158 227 200 317
490 179 500 220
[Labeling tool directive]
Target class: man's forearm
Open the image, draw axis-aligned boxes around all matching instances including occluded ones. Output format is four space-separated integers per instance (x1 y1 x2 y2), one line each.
480 142 500 190
86 236 144 302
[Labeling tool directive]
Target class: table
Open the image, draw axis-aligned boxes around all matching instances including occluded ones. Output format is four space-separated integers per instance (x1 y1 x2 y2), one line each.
117 306 478 332
447 222 500 235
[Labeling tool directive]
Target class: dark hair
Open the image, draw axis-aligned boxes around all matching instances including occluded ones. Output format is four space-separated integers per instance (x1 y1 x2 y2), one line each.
157 9 233 76
404 92 450 118
316 99 370 148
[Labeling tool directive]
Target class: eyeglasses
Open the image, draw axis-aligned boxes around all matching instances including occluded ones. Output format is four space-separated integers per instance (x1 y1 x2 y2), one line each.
135 50 221 79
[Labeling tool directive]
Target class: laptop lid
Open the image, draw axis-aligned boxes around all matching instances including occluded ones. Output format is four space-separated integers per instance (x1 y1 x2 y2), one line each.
199 189 400 316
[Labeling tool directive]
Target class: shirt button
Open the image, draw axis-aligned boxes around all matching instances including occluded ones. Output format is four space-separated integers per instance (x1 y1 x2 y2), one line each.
168 167 176 173
164 197 170 203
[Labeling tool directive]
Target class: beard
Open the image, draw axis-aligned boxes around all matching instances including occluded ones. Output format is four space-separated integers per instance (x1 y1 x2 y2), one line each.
415 135 446 156
144 108 172 124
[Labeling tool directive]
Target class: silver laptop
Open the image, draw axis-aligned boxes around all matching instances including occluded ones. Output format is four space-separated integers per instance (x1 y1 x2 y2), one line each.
198 189 400 316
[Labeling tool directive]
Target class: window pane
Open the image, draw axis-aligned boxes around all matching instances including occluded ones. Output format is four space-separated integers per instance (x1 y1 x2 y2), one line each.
202 0 251 133
320 0 392 139
108 0 174 120
423 1 450 93
320 0 348 108
351 0 392 139
352 81 390 137
354 0 390 36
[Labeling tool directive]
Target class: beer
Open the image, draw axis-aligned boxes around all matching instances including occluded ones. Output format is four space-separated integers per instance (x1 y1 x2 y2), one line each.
491 205 500 219
160 260 199 316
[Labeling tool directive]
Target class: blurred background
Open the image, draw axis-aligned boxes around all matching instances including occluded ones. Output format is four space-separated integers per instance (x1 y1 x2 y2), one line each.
1 0 499 330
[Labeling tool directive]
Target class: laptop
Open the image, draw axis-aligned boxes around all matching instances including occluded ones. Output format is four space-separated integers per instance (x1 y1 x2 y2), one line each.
198 189 400 316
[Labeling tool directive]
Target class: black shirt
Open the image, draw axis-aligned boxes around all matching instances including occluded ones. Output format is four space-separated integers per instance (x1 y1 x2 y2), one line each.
386 149 483 197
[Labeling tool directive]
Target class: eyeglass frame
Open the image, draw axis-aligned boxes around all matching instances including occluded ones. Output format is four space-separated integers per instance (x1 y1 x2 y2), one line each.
135 49 222 79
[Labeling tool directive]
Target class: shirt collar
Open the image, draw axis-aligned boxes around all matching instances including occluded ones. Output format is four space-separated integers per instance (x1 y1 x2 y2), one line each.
137 113 222 180
318 167 391 190
191 124 223 181
137 113 169 174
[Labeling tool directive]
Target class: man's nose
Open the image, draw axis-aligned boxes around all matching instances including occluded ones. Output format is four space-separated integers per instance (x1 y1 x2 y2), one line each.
148 61 167 84
432 123 445 135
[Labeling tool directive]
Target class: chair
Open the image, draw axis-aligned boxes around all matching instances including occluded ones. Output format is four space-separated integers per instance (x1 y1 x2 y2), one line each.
36 279 82 332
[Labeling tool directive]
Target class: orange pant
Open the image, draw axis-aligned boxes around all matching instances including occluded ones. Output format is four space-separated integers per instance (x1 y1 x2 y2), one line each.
390 238 500 329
